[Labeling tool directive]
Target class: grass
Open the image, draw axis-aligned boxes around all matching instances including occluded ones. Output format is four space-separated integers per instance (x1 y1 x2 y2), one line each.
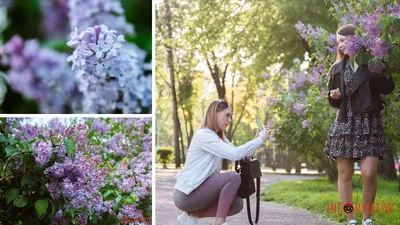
262 175 400 224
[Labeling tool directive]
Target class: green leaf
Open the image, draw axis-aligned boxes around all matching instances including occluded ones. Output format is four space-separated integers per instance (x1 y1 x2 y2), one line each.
21 175 35 187
5 146 17 157
123 195 138 205
64 137 76 159
23 154 35 166
50 200 58 217
69 208 77 218
37 135 46 140
35 199 49 218
42 39 69 52
0 135 7 142
13 195 27 207
5 188 19 204
113 196 122 211
102 190 112 198
9 138 18 146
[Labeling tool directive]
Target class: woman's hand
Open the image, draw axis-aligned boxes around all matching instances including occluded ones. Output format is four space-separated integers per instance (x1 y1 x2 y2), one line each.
330 88 341 100
259 127 270 141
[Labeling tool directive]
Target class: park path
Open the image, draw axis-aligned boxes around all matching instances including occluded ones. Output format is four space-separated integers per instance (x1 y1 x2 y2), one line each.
155 168 341 225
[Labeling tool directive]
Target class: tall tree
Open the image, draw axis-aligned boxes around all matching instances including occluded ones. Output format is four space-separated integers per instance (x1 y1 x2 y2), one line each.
158 0 181 168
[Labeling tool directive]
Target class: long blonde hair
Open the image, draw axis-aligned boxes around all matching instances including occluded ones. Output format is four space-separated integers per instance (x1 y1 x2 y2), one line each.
199 99 231 139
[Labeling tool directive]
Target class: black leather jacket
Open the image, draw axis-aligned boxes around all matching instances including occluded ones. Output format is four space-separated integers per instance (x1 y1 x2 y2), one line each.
327 56 394 122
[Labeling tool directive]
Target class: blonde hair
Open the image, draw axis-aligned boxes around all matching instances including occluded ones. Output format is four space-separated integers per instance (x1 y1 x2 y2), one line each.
199 99 231 139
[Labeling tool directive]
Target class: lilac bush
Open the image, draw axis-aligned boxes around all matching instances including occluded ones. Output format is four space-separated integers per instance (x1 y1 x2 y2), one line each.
259 1 400 181
0 117 152 224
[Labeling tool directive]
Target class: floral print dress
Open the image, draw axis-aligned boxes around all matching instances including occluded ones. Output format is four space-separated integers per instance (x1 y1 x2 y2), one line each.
324 61 387 160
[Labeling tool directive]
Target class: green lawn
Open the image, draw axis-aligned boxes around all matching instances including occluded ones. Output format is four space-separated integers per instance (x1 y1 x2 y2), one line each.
262 176 400 224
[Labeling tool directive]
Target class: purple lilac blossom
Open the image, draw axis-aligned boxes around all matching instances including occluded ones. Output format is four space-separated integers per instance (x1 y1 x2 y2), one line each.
370 39 390 57
91 118 111 134
293 103 306 115
40 0 69 39
1 35 81 113
302 119 312 130
67 25 151 113
295 22 324 41
32 140 53 165
368 61 386 73
343 35 364 56
117 204 145 223
44 151 109 219
289 73 307 91
67 0 134 34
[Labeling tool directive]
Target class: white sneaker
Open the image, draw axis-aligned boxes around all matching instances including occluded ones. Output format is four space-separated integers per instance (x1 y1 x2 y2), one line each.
177 212 198 225
348 220 357 225
362 219 373 225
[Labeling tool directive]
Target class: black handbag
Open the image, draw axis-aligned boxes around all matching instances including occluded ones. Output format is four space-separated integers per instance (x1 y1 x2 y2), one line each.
235 158 262 225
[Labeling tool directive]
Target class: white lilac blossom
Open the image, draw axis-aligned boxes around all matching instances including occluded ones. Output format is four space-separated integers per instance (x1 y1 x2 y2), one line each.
67 0 134 34
67 25 151 113
1 36 81 113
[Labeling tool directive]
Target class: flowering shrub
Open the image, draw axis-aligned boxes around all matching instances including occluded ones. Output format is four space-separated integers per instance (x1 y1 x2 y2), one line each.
260 0 400 180
0 117 152 224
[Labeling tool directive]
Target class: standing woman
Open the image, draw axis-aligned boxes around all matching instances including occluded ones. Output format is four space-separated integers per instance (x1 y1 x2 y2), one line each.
324 24 394 225
173 99 269 225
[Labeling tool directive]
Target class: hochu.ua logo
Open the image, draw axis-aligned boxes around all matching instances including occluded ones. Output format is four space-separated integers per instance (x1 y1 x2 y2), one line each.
327 202 395 214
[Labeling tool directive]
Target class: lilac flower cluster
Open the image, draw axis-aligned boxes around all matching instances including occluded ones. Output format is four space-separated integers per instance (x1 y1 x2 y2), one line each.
113 151 152 197
44 151 112 224
91 118 111 134
1 36 81 113
32 140 53 165
289 72 307 91
327 33 338 54
295 22 324 42
343 35 364 56
330 1 399 73
67 0 134 34
117 204 145 223
293 103 306 115
0 0 13 9
67 25 151 113
308 63 325 85
302 119 312 131
40 0 69 39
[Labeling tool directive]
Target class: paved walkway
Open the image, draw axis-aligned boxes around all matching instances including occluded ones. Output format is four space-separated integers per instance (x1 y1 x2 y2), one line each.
156 168 341 225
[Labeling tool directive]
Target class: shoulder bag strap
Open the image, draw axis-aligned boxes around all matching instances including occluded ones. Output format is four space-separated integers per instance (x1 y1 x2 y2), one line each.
246 177 261 225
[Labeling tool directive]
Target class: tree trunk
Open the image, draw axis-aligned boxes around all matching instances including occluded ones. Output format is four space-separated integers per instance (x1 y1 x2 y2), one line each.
179 118 186 163
323 158 338 183
378 145 397 180
164 0 181 168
